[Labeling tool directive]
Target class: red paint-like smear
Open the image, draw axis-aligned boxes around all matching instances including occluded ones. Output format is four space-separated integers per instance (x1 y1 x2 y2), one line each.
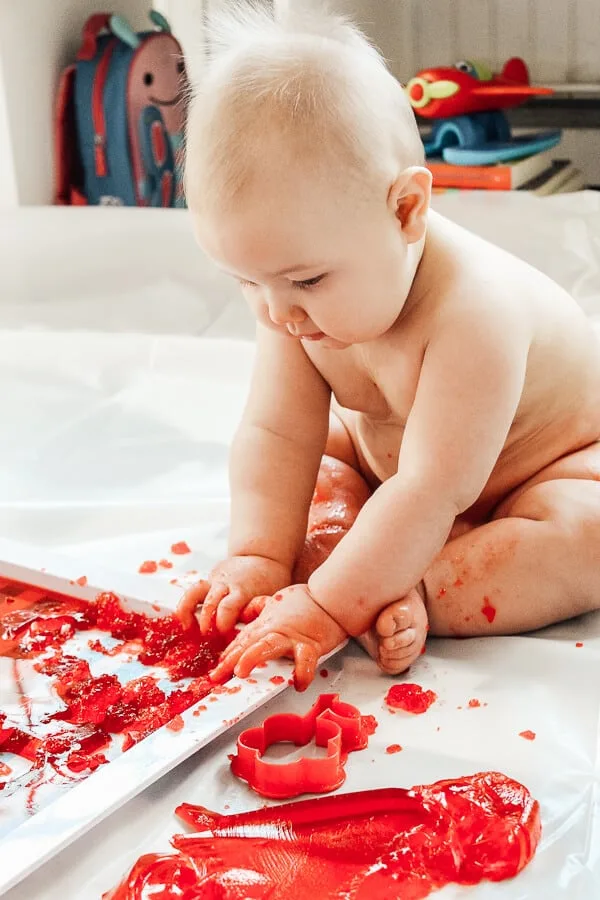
385 743 402 754
468 699 481 708
75 576 88 587
171 542 191 555
385 683 437 715
0 579 234 801
320 669 329 678
576 642 584 648
138 561 158 575
269 676 285 685
481 598 497 623
519 730 536 741
167 715 185 733
106 771 541 900
159 559 173 570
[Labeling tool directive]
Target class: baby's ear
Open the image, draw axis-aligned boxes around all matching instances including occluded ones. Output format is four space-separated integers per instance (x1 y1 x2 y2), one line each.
388 167 432 243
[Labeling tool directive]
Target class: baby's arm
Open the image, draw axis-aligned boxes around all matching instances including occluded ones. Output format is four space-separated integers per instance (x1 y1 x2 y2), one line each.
308 301 531 635
196 323 331 630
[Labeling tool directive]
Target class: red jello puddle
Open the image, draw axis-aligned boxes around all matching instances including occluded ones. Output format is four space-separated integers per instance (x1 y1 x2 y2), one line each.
105 770 541 900
1 578 234 787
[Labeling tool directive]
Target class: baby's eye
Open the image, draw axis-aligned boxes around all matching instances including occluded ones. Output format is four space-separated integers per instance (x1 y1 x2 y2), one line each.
293 274 325 289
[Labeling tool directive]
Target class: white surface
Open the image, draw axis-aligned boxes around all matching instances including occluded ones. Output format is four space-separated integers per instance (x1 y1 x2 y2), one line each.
0 539 305 895
0 194 599 898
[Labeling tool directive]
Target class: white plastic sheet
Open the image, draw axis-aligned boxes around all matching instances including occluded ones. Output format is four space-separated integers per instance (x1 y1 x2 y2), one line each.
0 195 599 899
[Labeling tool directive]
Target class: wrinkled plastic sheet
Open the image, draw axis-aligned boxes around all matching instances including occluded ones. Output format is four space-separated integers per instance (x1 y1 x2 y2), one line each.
0 195 599 899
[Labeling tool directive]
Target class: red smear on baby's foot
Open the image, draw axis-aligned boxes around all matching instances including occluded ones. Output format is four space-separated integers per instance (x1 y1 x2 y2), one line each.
519 730 536 741
111 771 541 900
386 683 437 715
159 559 173 569
171 542 191 555
468 699 481 708
139 560 158 575
385 743 403 754
481 598 497 623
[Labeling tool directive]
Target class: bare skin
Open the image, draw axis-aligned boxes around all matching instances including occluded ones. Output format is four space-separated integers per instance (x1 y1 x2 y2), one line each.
183 159 600 689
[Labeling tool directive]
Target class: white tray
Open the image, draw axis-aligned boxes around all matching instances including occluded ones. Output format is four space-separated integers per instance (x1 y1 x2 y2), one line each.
0 537 329 896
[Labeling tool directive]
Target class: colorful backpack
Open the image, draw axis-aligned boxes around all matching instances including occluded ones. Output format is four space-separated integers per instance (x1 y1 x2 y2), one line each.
55 10 187 207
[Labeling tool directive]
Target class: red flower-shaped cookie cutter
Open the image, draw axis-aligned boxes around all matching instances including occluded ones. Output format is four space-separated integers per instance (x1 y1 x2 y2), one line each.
230 693 376 799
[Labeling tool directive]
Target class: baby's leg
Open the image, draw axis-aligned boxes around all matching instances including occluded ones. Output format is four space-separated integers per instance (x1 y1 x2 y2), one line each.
402 443 600 638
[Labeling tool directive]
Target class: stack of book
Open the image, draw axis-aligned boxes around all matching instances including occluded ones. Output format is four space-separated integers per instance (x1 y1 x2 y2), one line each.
427 148 585 196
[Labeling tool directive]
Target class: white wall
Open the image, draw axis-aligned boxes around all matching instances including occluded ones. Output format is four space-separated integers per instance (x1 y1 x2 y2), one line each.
336 0 600 85
0 0 153 209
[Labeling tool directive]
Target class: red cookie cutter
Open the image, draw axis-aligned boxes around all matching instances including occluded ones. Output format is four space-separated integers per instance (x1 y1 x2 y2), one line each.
230 693 376 799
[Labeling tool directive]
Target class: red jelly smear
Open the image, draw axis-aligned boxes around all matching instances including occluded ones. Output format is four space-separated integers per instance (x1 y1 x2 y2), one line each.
481 598 497 623
171 542 191 555
106 771 541 900
385 683 437 715
1 577 235 793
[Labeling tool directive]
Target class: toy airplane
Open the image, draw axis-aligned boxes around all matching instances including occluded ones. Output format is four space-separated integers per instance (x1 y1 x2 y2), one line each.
406 58 561 166
406 58 553 120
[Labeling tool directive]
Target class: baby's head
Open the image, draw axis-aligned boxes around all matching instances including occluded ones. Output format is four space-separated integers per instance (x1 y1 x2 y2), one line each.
186 3 431 349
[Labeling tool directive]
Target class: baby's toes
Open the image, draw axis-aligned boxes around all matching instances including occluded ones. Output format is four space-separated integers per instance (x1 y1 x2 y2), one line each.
376 604 413 638
380 627 417 652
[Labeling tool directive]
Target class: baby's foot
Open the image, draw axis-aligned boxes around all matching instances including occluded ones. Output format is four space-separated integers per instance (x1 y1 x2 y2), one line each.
357 586 428 675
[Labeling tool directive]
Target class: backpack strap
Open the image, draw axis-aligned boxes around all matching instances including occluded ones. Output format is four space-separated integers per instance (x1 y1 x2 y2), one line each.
54 64 86 205
77 13 113 61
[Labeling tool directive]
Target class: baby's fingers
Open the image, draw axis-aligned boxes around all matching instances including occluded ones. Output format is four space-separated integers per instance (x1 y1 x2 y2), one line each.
215 587 248 633
292 641 319 692
233 633 292 679
209 628 255 683
239 594 268 624
176 580 210 629
198 581 230 634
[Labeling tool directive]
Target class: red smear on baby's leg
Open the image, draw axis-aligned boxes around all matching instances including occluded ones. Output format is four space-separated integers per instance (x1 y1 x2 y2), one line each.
171 541 191 555
385 683 437 715
481 598 497 623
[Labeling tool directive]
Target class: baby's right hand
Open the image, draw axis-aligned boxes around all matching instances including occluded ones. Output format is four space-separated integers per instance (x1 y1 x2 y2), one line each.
177 555 292 635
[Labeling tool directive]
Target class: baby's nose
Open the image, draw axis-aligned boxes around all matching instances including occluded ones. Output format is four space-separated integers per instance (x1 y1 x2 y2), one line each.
268 302 306 326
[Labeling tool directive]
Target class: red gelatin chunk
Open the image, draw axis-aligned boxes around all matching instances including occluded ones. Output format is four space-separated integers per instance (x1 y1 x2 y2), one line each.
385 683 437 715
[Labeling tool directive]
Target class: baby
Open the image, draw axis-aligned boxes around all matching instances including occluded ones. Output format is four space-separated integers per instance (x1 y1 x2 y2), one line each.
180 4 600 690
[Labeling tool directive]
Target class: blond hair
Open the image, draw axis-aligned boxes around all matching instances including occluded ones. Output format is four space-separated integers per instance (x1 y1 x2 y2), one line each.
185 2 424 213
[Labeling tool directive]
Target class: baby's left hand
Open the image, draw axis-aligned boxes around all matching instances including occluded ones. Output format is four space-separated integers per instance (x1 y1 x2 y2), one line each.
209 584 346 691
